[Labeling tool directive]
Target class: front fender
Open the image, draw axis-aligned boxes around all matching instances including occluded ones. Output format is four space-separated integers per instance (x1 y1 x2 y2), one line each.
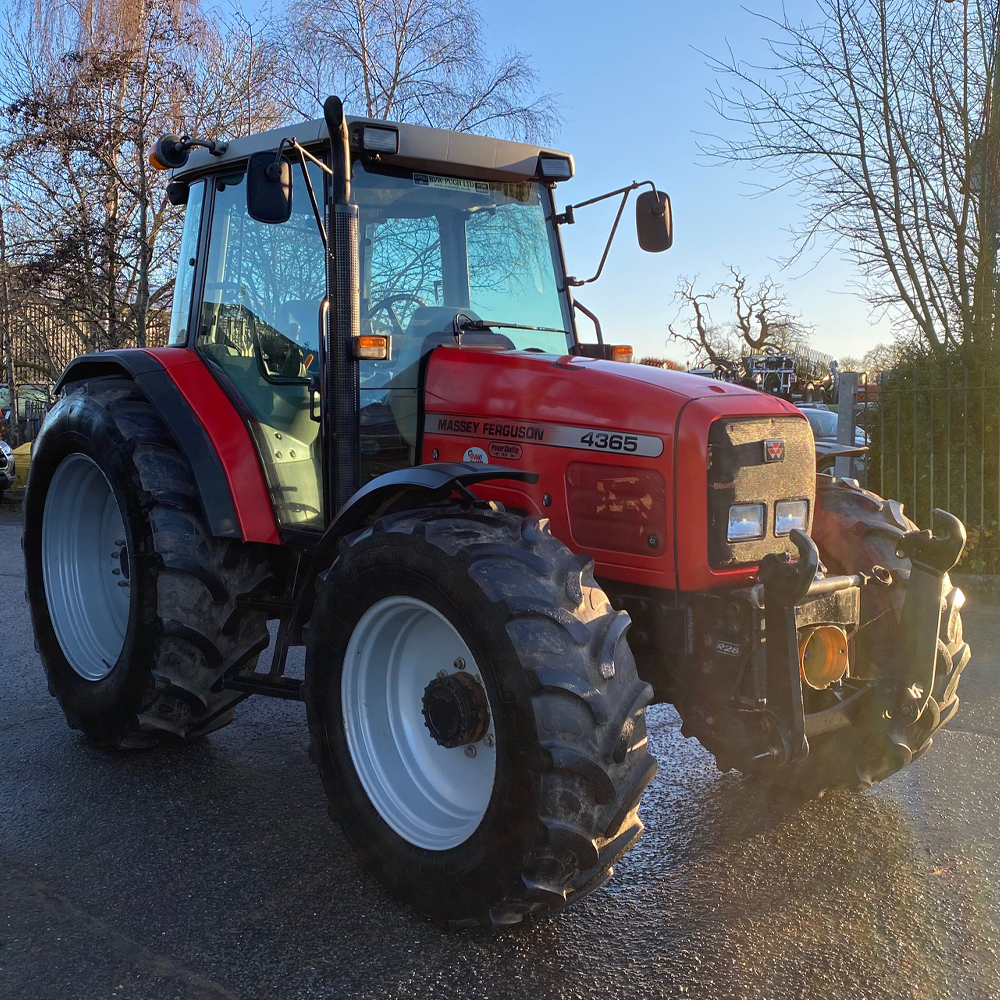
292 462 537 635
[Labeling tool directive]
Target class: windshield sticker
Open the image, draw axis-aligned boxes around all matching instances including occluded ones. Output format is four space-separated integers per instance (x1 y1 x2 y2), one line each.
414 173 491 195
425 414 664 458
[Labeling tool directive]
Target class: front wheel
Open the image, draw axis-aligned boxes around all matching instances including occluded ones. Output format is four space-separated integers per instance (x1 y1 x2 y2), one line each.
304 509 656 927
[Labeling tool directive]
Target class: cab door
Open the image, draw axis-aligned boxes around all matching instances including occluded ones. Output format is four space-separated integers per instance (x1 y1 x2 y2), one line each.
194 157 328 531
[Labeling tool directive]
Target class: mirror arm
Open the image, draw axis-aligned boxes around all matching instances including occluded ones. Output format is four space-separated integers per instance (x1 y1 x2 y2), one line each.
271 138 333 249
298 145 327 248
560 180 661 287
181 136 228 157
565 188 630 287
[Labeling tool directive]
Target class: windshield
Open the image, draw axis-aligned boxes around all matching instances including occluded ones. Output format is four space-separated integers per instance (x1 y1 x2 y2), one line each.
353 161 572 356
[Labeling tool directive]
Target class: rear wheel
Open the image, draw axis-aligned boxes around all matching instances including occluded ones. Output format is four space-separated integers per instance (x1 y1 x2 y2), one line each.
304 509 657 927
754 477 970 794
23 377 271 745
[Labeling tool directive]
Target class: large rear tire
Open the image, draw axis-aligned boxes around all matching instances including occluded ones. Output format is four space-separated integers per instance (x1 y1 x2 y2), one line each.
755 477 970 794
304 509 657 927
23 378 271 745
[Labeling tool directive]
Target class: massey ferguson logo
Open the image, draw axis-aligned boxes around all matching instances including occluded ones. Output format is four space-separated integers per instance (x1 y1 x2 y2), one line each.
764 438 785 463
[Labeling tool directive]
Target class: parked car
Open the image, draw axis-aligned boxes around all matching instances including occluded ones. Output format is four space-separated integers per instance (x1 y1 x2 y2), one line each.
799 405 868 476
799 406 868 447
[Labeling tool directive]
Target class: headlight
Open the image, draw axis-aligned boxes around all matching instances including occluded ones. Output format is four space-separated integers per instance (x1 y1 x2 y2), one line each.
727 503 765 541
775 499 809 536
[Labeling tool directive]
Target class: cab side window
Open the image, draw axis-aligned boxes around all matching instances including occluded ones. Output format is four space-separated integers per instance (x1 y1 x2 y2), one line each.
168 181 205 346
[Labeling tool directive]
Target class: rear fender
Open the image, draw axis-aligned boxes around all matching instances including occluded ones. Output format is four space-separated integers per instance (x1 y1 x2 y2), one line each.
56 349 277 542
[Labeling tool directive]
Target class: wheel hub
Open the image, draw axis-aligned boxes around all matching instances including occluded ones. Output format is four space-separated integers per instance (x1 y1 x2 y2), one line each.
421 672 491 749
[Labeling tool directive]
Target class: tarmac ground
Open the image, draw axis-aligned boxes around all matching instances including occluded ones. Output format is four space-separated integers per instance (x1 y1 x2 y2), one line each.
1 502 998 1000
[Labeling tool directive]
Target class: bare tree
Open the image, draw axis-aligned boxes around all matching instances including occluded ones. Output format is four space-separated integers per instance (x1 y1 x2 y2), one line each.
276 0 558 140
705 0 1000 360
0 0 288 376
667 268 810 365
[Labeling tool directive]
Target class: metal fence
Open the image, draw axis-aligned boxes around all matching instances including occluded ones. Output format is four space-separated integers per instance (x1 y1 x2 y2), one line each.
859 366 1000 574
22 399 47 441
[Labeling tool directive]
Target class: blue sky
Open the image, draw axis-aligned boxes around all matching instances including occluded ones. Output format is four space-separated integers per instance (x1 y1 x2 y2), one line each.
242 0 894 363
478 0 894 364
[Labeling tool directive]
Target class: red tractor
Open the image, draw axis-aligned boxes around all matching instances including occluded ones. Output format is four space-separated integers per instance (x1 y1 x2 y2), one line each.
24 98 971 928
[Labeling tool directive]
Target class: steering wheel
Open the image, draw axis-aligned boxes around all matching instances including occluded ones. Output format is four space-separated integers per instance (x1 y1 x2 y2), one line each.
367 293 428 337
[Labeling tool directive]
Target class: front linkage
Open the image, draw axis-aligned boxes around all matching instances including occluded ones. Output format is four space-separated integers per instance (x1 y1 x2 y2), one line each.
753 511 966 774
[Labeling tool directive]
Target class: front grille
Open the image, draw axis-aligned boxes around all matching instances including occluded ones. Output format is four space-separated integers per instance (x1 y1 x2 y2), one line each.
707 416 814 569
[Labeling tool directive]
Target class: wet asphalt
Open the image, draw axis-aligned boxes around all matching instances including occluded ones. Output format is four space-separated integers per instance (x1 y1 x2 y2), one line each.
1 501 998 1000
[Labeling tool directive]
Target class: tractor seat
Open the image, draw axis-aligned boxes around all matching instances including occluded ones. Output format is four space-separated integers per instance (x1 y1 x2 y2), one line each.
276 298 324 351
275 297 324 377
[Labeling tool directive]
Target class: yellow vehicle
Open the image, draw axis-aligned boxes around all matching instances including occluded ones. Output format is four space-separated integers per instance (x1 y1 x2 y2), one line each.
12 441 30 491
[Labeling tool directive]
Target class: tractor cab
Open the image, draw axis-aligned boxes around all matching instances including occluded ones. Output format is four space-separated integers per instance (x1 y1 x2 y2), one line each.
161 109 668 531
166 120 575 531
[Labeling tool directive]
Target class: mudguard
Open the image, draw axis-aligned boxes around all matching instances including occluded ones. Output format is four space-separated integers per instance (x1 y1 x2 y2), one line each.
55 349 277 542
291 462 538 635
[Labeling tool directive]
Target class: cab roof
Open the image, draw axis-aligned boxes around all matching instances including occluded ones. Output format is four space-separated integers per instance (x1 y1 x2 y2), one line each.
175 114 574 185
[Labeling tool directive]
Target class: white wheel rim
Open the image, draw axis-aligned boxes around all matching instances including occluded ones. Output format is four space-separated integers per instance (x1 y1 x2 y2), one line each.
341 595 497 851
41 454 132 681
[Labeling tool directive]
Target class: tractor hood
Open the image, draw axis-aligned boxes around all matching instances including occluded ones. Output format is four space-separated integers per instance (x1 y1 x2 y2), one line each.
422 348 802 434
420 347 812 591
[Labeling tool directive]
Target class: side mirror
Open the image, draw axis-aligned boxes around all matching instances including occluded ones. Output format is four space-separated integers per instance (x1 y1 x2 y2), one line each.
166 180 189 206
247 151 293 225
636 190 672 252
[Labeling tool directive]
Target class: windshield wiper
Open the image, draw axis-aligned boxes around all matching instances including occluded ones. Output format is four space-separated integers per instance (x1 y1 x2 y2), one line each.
452 313 568 340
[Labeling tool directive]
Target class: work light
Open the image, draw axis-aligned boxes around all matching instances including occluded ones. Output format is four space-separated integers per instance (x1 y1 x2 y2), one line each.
775 500 809 536
362 126 399 154
727 503 765 541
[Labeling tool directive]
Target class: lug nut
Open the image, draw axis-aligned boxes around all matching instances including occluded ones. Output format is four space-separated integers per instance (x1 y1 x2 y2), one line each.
464 745 477 758
454 657 466 671
436 669 447 679
484 734 495 747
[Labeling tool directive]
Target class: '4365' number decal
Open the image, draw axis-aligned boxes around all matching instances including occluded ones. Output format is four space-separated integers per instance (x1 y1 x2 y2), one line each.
579 431 639 453
422 414 664 458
